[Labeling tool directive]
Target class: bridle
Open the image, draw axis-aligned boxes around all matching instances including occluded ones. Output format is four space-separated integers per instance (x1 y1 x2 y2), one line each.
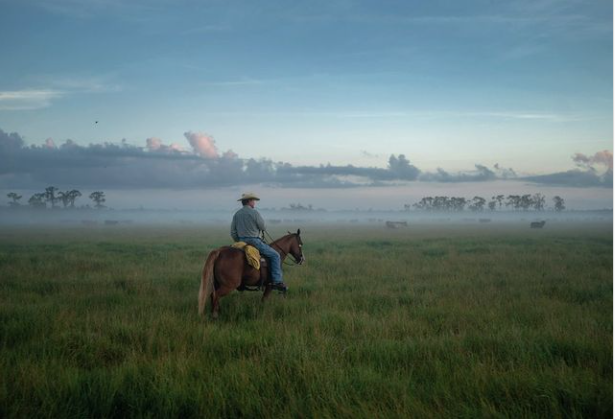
263 230 304 266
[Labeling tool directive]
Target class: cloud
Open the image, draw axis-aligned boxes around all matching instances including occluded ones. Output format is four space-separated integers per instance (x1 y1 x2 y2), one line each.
184 131 219 159
0 128 611 190
44 138 56 149
494 163 517 179
419 164 499 183
361 150 380 159
0 130 422 189
523 150 613 188
0 90 64 110
0 76 121 111
283 154 421 184
146 137 186 154
524 170 612 188
572 150 613 171
0 129 25 151
29 0 169 21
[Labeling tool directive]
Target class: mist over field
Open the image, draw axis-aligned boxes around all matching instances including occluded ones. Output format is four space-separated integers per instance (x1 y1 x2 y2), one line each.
0 207 613 228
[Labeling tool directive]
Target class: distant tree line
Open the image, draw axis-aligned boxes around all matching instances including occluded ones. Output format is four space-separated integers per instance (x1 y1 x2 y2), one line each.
6 187 107 210
407 194 566 212
283 203 326 212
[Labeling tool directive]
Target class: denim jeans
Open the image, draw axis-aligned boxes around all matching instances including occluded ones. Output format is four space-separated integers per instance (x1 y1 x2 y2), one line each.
239 237 283 283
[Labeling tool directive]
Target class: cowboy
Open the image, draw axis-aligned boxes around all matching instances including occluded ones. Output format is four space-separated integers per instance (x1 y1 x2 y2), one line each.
231 193 287 291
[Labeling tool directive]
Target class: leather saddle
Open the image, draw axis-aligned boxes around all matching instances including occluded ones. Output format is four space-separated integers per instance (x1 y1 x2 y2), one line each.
238 257 271 292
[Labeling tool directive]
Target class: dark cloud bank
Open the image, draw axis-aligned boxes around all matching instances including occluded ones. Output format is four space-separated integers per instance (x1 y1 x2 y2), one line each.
0 128 611 190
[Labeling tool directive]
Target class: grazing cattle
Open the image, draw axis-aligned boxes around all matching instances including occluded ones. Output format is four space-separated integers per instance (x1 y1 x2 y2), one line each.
530 221 546 229
385 221 408 229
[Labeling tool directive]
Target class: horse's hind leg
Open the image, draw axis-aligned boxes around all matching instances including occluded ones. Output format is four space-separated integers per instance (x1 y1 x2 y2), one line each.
211 293 219 319
212 285 235 319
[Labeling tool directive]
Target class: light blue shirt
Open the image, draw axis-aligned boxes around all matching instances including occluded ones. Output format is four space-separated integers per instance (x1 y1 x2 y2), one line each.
230 205 266 242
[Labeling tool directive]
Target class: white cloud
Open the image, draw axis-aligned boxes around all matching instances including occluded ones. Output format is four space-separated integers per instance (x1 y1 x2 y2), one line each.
184 131 219 159
0 75 121 111
0 90 64 110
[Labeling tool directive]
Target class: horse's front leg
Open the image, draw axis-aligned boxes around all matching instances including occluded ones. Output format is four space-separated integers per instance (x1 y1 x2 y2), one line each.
261 284 273 302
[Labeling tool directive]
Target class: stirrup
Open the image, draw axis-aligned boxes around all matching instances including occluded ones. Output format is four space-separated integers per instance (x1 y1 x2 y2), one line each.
271 282 287 292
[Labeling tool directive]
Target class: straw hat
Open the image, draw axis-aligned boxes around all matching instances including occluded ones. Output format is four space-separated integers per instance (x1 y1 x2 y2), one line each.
238 192 260 201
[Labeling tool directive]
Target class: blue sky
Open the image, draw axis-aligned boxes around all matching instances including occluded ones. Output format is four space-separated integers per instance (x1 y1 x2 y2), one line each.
0 0 612 209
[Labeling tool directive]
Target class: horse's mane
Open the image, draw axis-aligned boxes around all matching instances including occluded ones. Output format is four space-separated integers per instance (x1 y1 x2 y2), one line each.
269 233 297 246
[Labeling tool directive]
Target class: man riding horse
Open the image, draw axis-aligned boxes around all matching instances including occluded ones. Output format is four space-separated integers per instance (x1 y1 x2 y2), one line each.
230 193 288 292
198 194 304 318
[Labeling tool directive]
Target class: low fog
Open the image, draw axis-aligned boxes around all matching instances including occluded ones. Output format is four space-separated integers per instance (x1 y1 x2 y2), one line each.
1 204 611 229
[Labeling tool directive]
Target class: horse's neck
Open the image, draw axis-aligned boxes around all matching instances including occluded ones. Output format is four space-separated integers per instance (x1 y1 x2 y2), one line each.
271 235 292 261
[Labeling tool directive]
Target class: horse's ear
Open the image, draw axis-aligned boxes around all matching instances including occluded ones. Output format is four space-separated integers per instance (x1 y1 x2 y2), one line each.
297 228 301 235
287 230 291 235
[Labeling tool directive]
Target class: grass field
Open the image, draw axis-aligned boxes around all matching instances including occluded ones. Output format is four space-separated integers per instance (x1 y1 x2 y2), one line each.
0 223 612 418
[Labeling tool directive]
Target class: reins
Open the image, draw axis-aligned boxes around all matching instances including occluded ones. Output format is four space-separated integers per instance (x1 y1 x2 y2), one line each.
263 231 299 266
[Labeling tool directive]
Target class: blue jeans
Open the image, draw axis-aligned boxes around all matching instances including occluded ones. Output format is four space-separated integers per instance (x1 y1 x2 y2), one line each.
239 237 283 283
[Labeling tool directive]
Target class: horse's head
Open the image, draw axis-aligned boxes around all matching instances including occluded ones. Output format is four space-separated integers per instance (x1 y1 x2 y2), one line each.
288 229 305 265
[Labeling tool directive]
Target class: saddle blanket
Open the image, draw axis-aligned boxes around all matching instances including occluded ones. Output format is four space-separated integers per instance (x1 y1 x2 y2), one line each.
231 241 261 270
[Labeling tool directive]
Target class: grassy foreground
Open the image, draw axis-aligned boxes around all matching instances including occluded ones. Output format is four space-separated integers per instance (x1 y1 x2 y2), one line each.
0 223 612 418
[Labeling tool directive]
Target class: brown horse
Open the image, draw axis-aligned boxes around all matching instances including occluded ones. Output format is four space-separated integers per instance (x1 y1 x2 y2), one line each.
198 229 305 319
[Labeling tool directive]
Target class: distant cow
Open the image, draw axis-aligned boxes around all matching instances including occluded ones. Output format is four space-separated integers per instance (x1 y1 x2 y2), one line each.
104 220 119 226
530 221 546 229
479 218 491 223
386 221 408 229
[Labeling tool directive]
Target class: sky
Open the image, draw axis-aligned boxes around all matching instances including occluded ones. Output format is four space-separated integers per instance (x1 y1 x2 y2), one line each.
0 0 613 210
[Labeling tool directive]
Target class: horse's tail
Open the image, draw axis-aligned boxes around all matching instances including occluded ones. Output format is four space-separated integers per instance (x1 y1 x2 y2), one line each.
198 249 220 316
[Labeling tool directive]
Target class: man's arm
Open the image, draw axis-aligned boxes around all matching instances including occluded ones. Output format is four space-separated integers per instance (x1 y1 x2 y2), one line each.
255 210 266 232
230 215 239 241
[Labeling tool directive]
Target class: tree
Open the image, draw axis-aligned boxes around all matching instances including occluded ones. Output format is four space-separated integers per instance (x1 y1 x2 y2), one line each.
89 191 106 209
506 195 520 210
413 197 434 211
468 196 486 212
7 192 22 208
488 200 496 211
531 193 546 211
28 193 46 209
433 196 449 211
450 197 467 211
494 195 505 209
45 186 59 209
68 190 82 208
553 196 566 211
519 194 533 211
58 191 70 209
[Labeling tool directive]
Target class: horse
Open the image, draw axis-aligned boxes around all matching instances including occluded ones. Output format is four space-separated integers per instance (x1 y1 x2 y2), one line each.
198 229 305 319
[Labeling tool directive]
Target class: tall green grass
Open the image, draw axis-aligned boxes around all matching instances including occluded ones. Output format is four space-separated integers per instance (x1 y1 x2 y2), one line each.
0 223 612 418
